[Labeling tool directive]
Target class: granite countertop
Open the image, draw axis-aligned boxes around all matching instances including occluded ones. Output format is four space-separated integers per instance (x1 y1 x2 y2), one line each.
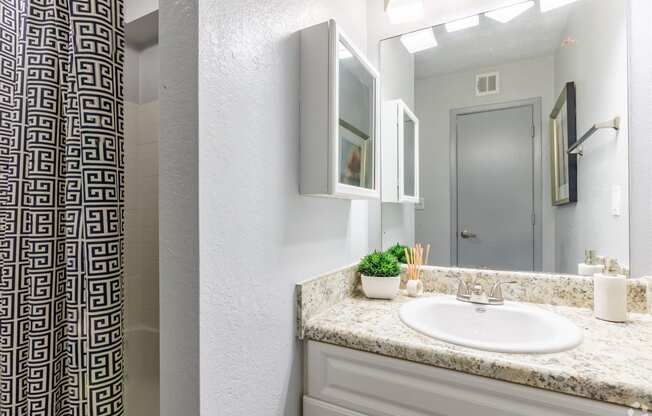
302 292 652 409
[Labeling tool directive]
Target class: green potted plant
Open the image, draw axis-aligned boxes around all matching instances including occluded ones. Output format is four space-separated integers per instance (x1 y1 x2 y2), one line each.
358 251 401 300
386 243 408 264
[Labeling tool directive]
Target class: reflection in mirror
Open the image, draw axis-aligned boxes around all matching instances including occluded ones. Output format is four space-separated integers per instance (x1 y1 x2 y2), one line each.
403 116 416 198
380 0 629 275
338 40 375 190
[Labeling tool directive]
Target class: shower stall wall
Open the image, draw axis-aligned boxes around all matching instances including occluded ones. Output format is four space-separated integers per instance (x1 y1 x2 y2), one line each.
125 10 160 416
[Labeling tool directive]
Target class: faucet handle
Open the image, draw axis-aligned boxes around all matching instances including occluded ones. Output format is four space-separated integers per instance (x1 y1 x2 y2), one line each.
448 276 469 297
469 282 488 304
489 280 518 301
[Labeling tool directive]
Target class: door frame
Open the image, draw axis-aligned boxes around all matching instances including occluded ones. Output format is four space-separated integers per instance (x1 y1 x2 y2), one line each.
449 97 543 271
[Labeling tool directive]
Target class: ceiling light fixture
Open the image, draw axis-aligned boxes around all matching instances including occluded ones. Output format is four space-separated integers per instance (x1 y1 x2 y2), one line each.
484 1 534 23
445 15 480 33
540 0 579 12
385 0 424 24
338 44 353 60
400 28 437 54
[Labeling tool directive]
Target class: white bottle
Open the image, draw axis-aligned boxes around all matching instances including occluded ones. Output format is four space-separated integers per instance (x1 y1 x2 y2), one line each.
593 258 627 323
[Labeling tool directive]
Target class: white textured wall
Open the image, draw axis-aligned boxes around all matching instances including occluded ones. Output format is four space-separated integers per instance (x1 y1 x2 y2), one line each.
198 1 369 415
160 0 198 414
553 0 629 274
380 37 416 249
415 56 555 267
629 0 652 278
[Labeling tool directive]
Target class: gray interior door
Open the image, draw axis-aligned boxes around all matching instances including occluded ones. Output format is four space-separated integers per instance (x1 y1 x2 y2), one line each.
456 105 534 271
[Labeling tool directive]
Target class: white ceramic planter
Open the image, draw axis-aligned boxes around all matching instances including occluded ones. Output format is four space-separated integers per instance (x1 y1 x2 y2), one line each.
361 275 400 300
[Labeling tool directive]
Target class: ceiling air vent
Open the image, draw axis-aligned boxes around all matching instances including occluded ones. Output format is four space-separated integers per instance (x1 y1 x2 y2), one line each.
476 72 499 96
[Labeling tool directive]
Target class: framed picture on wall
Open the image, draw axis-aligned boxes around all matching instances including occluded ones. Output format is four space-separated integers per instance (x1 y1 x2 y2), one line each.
549 82 577 206
339 119 368 187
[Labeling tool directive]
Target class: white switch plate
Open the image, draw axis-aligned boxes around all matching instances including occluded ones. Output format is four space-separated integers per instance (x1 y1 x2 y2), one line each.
611 186 621 217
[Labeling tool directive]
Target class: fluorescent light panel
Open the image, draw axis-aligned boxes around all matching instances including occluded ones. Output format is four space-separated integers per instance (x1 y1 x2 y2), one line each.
445 15 480 33
540 0 579 12
385 0 424 24
485 1 534 23
400 28 437 54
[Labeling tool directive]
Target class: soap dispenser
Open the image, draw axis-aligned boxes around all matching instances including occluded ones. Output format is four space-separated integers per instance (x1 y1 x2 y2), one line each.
593 258 628 322
578 249 604 276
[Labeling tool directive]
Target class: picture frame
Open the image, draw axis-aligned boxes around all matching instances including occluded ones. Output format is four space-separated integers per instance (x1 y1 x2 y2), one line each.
338 118 369 188
549 82 577 206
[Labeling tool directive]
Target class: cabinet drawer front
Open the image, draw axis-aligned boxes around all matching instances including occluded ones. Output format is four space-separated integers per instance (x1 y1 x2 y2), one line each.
305 341 627 416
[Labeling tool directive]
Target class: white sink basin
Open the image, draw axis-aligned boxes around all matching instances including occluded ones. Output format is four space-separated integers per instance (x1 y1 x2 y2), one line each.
399 297 583 354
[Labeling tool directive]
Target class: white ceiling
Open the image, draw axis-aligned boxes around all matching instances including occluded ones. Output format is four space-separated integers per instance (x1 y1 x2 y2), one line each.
391 1 582 79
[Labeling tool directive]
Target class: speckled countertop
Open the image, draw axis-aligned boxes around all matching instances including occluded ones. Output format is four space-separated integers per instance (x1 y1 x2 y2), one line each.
302 291 652 409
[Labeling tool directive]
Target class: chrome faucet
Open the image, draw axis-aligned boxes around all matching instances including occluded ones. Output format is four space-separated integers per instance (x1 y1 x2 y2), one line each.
449 277 517 305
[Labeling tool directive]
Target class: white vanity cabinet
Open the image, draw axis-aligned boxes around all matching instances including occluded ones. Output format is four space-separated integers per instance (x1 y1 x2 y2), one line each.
381 99 419 203
300 20 380 199
303 341 628 416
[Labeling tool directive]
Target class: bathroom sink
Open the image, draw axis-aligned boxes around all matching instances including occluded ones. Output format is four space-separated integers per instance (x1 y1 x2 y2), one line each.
399 297 583 353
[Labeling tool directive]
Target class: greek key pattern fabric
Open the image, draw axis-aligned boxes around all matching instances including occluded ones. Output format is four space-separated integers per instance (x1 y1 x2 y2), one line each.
0 0 125 415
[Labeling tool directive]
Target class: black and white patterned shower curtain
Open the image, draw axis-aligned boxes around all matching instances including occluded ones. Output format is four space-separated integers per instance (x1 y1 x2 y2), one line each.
0 0 125 415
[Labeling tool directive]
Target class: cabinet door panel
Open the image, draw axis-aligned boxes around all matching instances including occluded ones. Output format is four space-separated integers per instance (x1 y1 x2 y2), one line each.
304 396 369 416
305 341 628 416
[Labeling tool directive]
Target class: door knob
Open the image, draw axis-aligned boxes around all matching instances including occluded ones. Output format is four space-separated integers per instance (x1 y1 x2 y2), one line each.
461 229 477 239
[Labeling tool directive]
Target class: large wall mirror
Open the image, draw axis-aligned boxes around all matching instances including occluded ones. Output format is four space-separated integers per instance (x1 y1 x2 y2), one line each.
379 0 629 276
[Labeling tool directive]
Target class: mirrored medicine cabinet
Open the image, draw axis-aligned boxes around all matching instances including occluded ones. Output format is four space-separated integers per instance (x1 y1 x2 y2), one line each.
382 99 420 204
300 20 380 199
